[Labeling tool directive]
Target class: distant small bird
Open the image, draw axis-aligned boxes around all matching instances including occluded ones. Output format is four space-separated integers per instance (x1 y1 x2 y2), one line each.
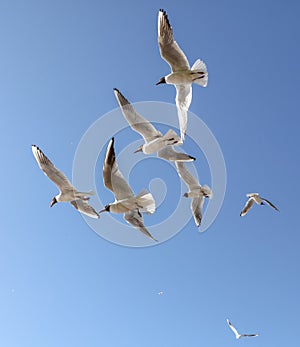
227 319 259 339
114 88 195 162
31 145 99 218
175 162 212 227
157 9 208 142
100 138 157 242
240 193 279 217
158 291 164 295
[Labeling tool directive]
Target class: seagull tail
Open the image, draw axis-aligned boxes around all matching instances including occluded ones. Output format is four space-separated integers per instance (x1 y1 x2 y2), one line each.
191 59 208 87
135 189 156 214
163 129 181 145
201 185 213 198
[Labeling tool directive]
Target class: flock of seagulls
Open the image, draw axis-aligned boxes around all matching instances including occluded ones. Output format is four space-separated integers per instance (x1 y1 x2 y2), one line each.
32 8 279 244
30 7 280 341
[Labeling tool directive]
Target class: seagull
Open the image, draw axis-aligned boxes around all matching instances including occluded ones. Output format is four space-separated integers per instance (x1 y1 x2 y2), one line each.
227 319 259 339
158 291 164 295
114 88 195 162
31 145 99 218
240 193 279 217
156 9 208 142
175 162 212 227
100 138 157 242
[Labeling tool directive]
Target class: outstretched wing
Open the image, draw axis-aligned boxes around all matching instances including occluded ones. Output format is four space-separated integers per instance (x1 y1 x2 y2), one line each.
241 334 259 338
32 145 75 193
191 197 204 227
158 146 195 162
70 200 99 219
158 9 190 72
124 210 157 242
240 197 255 217
261 198 279 212
175 84 192 141
227 319 240 338
114 88 161 142
103 138 134 200
175 162 200 190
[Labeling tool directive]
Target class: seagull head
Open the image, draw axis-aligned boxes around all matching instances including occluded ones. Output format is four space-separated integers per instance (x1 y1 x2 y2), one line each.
99 204 111 213
134 145 143 153
156 77 166 85
50 197 57 207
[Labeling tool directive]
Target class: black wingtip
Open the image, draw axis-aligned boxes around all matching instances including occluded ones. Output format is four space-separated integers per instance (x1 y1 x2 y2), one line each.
113 87 119 93
190 156 196 161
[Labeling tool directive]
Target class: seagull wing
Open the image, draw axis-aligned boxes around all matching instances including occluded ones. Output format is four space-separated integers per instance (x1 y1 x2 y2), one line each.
158 146 195 162
32 145 75 193
175 84 192 141
227 319 240 338
70 200 99 219
114 88 161 142
240 334 259 338
158 9 190 72
191 196 204 227
103 138 134 200
261 198 279 211
240 197 255 216
124 210 157 242
175 162 200 190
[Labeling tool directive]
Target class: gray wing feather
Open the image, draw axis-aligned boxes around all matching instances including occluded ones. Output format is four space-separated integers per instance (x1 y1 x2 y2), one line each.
103 138 134 200
32 145 75 193
158 146 194 162
261 198 279 211
175 162 200 190
70 200 99 219
241 334 258 338
124 210 157 241
114 88 161 142
158 9 190 72
191 197 204 227
175 84 192 141
240 198 255 216
227 319 240 337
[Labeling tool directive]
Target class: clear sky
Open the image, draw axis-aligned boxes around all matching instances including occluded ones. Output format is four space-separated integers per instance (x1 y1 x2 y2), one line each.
1 0 300 346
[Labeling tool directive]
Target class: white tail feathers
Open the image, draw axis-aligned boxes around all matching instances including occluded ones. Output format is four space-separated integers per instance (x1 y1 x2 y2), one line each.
191 59 208 87
201 185 213 198
163 129 181 145
136 189 156 214
191 59 207 72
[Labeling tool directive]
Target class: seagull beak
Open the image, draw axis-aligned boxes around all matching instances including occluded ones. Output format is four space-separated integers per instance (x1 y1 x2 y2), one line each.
156 77 166 85
50 198 57 207
134 145 143 153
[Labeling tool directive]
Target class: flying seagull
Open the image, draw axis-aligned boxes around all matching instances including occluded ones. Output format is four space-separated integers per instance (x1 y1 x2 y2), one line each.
156 9 208 142
31 145 99 218
227 319 259 339
175 162 212 226
100 138 157 242
114 88 195 162
240 193 279 217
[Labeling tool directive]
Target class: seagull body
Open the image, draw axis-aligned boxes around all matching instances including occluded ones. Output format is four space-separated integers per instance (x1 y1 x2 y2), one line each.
227 319 259 339
175 162 212 226
31 145 99 219
157 9 208 141
240 193 279 217
114 88 195 162
100 138 157 241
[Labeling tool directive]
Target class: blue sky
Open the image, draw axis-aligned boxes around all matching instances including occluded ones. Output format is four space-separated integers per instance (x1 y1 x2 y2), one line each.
1 0 300 346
